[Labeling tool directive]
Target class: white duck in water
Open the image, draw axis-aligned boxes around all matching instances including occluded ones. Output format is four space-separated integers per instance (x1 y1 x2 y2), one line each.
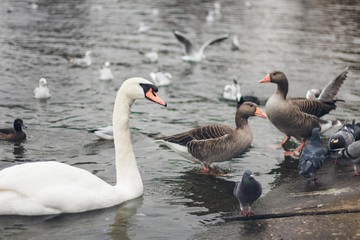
34 78 51 99
69 50 92 67
150 71 172 87
99 61 114 81
0 77 167 216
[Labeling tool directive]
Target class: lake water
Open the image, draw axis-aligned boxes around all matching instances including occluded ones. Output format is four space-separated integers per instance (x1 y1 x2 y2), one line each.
0 0 359 239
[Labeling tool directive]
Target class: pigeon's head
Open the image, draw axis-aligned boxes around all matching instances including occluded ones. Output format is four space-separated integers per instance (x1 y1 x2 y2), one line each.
242 170 254 180
329 135 346 150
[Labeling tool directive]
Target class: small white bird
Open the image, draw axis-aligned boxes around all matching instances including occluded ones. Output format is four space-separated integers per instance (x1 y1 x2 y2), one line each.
223 79 241 101
213 1 221 18
206 10 215 24
69 50 92 67
137 22 151 33
173 30 229 62
231 35 240 51
144 49 159 63
94 125 114 140
150 71 172 87
99 61 114 81
34 78 51 99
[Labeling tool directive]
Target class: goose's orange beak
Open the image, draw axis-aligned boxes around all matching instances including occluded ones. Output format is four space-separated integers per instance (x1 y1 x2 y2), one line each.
259 74 271 83
145 88 167 107
255 107 267 119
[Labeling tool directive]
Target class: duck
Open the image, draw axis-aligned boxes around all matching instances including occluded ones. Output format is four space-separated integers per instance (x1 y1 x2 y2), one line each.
99 61 114 81
233 170 262 216
306 66 348 100
68 50 92 67
0 78 167 216
259 70 346 155
149 71 172 87
0 119 27 141
223 79 260 105
34 78 51 99
173 30 229 62
158 102 267 173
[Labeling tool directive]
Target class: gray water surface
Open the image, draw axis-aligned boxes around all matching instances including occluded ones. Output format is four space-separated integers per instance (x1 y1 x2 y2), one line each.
0 0 359 239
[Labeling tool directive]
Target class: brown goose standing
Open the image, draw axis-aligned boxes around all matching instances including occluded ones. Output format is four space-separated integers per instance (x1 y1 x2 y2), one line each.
159 102 267 173
259 68 348 155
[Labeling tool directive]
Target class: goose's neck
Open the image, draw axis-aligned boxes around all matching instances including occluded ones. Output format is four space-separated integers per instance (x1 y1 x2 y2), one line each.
276 80 288 99
113 91 143 192
235 116 248 129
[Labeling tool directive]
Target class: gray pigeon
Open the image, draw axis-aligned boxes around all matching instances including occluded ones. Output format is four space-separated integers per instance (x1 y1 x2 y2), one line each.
328 122 356 151
233 170 262 216
299 128 328 180
339 140 360 176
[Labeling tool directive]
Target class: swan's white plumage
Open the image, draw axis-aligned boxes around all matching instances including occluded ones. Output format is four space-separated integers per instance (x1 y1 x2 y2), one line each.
0 77 165 216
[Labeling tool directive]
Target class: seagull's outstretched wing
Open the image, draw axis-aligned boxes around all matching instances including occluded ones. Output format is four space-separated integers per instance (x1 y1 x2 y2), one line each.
318 66 349 102
198 34 229 54
173 30 193 55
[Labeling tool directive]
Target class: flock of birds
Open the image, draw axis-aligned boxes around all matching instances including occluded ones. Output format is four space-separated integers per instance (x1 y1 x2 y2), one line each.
0 2 358 217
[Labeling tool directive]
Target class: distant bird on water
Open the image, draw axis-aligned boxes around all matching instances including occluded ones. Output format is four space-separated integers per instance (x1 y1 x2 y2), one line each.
34 78 51 99
299 128 328 181
0 119 27 141
68 50 92 67
223 79 260 105
99 61 114 81
233 170 262 216
150 71 172 87
173 30 229 62
306 66 349 101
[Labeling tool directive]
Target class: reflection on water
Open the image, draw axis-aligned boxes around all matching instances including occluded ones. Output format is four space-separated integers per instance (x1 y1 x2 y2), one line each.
0 0 359 238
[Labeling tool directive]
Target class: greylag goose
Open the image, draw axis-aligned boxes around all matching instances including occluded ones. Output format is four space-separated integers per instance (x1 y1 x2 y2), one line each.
159 102 267 173
0 78 166 215
306 66 348 100
0 119 27 141
173 30 229 62
259 69 347 155
233 170 262 216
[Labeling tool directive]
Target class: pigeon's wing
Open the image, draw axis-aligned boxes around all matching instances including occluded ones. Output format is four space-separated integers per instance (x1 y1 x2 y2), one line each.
173 30 193 55
318 66 349 102
198 34 229 54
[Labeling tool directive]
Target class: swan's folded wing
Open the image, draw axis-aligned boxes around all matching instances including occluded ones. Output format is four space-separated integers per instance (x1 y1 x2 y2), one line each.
288 98 336 118
318 66 348 102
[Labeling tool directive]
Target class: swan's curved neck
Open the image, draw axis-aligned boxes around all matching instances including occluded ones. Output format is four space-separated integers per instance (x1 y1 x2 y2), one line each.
113 90 142 193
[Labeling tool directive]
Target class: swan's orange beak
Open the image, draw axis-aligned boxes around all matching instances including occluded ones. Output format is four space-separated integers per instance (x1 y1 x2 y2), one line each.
145 88 167 107
255 107 267 119
259 74 271 83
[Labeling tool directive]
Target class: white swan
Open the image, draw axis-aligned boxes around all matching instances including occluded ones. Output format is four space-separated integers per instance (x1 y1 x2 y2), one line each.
0 77 167 216
34 78 51 99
